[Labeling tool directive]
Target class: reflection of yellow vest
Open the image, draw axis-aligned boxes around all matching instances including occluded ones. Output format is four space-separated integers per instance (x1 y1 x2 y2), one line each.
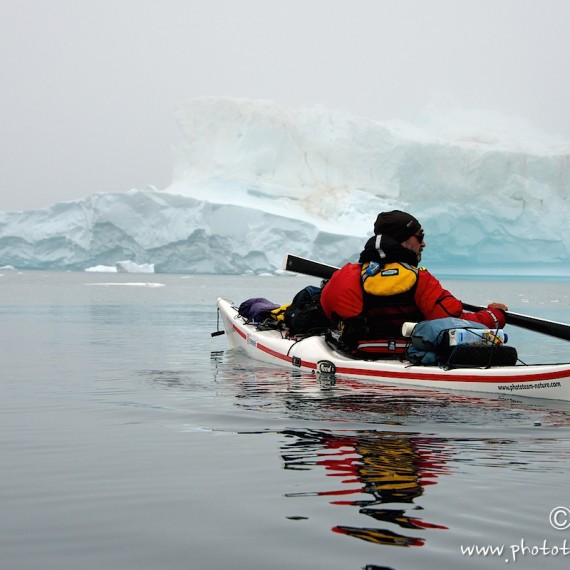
361 262 418 296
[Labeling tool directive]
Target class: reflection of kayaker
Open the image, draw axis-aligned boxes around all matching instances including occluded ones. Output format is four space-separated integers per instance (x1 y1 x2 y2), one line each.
282 429 449 547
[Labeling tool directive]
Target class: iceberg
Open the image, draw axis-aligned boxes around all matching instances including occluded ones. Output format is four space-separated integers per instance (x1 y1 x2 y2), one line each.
0 97 568 274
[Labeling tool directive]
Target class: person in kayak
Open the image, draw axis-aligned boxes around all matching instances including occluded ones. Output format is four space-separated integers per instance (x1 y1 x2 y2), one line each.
319 210 508 352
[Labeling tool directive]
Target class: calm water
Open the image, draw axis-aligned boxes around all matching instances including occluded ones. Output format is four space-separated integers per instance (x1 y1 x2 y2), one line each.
1 270 570 570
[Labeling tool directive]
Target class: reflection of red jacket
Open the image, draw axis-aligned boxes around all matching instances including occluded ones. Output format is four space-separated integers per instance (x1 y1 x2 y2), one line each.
320 263 506 330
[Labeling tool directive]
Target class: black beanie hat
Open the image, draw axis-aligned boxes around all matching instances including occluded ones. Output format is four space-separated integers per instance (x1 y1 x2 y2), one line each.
373 210 421 242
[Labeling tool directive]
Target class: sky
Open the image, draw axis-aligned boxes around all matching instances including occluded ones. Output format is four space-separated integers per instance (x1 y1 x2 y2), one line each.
1 0 569 212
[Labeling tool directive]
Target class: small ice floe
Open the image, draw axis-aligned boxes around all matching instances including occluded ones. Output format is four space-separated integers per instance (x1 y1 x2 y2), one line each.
86 282 165 287
115 260 155 273
85 265 117 273
85 261 155 273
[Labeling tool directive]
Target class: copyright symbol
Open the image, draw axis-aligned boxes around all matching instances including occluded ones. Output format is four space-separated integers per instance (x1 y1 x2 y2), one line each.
550 506 570 530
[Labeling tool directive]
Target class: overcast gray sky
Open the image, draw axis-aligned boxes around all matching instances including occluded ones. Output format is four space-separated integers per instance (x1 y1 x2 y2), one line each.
1 0 569 211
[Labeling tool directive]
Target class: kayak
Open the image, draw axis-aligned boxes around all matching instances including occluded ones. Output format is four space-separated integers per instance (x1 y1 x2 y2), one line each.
215 297 570 402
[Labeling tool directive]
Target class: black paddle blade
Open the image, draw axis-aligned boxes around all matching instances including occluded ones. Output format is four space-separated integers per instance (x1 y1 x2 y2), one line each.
283 254 338 280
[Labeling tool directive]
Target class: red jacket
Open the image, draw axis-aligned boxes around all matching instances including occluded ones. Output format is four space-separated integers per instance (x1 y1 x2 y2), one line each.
320 262 506 331
415 269 505 328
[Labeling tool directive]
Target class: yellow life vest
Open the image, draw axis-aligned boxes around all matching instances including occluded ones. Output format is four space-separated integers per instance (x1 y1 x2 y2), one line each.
360 262 418 296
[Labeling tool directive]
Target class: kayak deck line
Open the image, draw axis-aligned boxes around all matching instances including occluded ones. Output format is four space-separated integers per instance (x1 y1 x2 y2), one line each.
217 298 570 401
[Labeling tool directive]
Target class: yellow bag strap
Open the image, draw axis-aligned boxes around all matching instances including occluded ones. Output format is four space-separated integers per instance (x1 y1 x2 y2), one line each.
271 304 290 321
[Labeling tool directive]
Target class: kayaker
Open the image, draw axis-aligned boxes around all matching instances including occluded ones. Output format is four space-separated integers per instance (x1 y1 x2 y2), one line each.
320 210 508 354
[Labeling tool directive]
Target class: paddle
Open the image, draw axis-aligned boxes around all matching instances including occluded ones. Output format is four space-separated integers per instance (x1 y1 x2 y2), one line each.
283 253 570 342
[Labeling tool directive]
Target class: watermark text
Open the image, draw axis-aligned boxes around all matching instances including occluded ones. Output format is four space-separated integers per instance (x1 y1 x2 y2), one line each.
461 539 569 563
460 508 570 563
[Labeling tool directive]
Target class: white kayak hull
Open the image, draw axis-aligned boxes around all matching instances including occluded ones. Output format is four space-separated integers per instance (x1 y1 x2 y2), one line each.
216 298 570 402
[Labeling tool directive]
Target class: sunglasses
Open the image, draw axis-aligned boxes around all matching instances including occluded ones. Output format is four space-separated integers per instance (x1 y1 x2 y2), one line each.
414 231 425 243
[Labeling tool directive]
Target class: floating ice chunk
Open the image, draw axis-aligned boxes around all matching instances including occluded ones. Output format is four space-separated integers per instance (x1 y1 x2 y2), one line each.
115 260 155 273
85 265 117 273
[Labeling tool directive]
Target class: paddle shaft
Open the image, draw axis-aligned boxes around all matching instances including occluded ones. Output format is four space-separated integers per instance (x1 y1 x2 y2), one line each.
283 254 570 341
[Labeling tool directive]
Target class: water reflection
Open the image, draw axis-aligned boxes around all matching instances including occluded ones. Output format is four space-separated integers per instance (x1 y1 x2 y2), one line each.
212 349 570 428
133 350 570 561
282 428 450 547
203 349 570 552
